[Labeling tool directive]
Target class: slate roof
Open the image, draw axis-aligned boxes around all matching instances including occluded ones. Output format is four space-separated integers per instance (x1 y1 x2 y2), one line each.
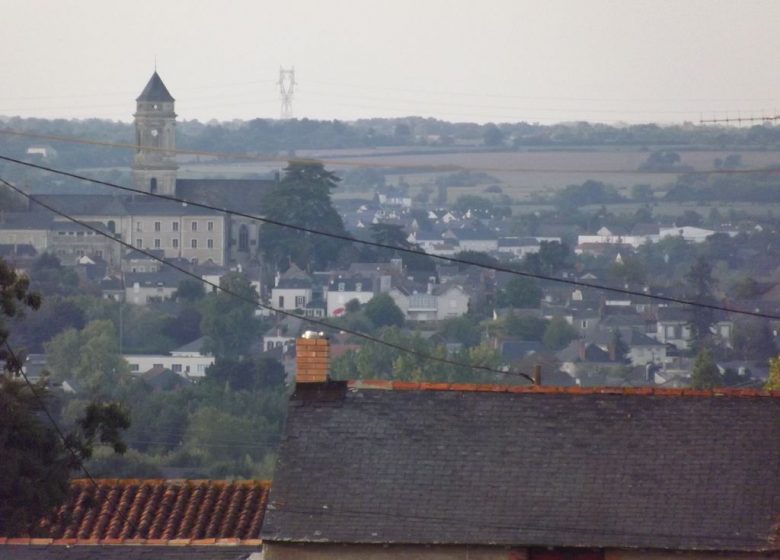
136 72 175 102
6 479 269 544
176 179 275 214
263 382 780 552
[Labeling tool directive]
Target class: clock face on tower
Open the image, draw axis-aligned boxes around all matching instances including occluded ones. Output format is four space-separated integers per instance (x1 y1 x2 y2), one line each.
151 129 159 137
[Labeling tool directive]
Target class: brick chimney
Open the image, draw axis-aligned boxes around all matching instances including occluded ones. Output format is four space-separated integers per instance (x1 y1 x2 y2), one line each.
296 331 330 383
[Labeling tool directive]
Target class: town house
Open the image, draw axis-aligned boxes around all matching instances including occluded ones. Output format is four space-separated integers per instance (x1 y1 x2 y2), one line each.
262 335 780 560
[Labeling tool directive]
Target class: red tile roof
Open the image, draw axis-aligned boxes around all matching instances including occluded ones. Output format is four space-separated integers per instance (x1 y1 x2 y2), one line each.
347 379 780 398
5 479 269 546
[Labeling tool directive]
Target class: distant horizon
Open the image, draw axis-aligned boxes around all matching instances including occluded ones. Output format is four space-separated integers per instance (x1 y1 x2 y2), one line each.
3 1 780 126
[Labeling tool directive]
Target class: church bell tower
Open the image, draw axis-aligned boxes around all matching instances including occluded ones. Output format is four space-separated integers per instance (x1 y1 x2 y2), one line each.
133 71 178 196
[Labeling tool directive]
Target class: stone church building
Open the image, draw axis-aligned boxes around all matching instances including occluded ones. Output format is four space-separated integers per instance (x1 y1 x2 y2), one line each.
131 71 276 265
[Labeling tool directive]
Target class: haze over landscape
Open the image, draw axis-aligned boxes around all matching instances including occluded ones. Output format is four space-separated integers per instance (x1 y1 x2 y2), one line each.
4 0 780 123
5 3 780 557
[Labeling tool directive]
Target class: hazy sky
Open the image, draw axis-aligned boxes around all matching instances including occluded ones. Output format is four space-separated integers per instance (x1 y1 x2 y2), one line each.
3 0 780 125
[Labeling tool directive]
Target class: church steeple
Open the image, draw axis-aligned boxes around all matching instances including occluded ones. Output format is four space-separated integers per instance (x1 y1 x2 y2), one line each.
133 71 177 196
136 71 175 103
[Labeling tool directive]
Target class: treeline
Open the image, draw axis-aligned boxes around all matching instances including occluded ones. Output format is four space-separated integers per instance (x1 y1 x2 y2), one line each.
3 115 780 175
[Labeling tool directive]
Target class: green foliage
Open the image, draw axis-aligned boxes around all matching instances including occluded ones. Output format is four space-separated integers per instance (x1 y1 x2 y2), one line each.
10 296 85 353
1 259 130 532
331 327 505 384
731 277 761 299
258 161 347 271
609 255 647 287
543 317 579 351
0 377 71 535
200 272 261 359
685 257 717 348
765 357 780 391
363 293 405 328
29 254 80 297
174 279 206 302
482 123 505 146
46 320 131 395
436 315 482 348
555 180 623 209
206 357 285 392
524 241 573 276
731 320 776 361
690 348 723 389
499 313 549 341
497 277 542 308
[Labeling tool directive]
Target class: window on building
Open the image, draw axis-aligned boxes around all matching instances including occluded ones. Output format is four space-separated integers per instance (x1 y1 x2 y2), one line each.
191 239 198 249
338 282 345 291
150 178 158 193
173 222 179 232
107 220 116 234
192 221 197 231
355 282 362 291
154 221 161 232
136 222 142 232
130 364 139 372
207 239 214 249
172 364 182 373
238 224 249 252
136 238 143 248
278 296 284 308
208 221 214 231
154 239 161 248
295 295 306 307
153 363 164 369
172 238 179 249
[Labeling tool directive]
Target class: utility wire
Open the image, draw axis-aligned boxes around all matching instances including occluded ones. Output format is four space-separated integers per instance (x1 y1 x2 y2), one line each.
2 340 143 536
2 154 779 322
0 177 534 384
2 128 780 175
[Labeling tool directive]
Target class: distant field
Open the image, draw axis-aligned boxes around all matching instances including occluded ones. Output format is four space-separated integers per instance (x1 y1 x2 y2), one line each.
178 148 780 203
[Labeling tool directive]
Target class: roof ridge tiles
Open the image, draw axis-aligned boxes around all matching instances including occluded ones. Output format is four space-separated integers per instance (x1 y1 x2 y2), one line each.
346 379 778 398
1 537 263 546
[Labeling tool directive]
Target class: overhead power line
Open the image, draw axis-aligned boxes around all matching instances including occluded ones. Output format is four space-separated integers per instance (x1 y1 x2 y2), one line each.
2 128 780 176
1 155 778 322
2 340 143 536
0 176 535 384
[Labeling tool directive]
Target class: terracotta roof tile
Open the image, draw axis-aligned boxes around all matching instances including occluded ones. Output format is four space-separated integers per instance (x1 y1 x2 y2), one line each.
347 379 780 398
4 479 270 545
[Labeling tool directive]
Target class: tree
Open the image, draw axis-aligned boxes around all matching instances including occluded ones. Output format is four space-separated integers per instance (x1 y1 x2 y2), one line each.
524 241 572 276
690 348 723 389
200 272 262 359
497 277 542 308
363 294 405 329
206 357 285 392
500 313 549 341
437 315 482 348
0 258 129 534
685 256 717 348
765 357 780 391
731 320 776 361
631 184 653 202
28 253 79 296
174 278 206 302
258 161 347 271
45 320 131 396
610 329 630 364
543 317 578 351
482 123 505 147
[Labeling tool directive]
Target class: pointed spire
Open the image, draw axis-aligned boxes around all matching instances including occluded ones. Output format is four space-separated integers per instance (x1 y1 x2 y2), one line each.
136 71 174 103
